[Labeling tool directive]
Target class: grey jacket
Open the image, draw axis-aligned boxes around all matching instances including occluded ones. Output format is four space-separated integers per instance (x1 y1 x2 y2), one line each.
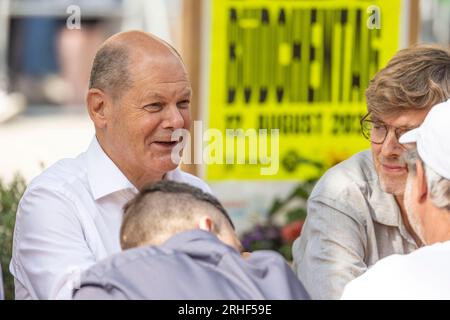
73 230 310 300
292 150 418 300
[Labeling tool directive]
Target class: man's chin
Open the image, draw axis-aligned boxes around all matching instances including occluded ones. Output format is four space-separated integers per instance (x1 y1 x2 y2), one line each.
155 157 180 173
379 176 406 196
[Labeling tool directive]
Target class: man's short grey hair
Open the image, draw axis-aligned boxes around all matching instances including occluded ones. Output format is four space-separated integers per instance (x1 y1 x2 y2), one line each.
120 181 235 250
404 148 450 210
89 44 133 100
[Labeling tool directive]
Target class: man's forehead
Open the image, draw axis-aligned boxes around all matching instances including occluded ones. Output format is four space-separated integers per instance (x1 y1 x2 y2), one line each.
144 87 192 99
129 56 189 83
128 60 190 90
372 109 429 127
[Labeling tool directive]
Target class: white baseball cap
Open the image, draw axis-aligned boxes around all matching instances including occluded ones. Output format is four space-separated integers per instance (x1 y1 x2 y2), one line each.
399 99 450 180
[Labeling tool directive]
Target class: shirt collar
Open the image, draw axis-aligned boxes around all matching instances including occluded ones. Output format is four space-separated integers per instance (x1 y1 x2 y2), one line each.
369 183 400 227
356 150 399 227
365 153 418 246
86 137 138 200
370 188 419 247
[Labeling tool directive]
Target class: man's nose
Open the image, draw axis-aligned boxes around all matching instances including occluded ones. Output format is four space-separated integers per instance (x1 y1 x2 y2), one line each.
162 104 185 129
380 129 403 157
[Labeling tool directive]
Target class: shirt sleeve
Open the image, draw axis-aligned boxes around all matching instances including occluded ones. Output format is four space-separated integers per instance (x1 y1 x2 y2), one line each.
292 198 368 299
11 187 97 300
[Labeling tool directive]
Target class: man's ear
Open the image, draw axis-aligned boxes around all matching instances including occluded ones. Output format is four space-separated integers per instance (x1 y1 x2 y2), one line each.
86 88 109 129
415 160 428 204
198 216 215 233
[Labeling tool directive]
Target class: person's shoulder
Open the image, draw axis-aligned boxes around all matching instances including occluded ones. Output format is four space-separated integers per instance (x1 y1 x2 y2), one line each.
166 167 212 194
341 253 406 299
245 250 310 299
402 241 450 266
305 150 381 223
318 150 376 188
362 241 450 273
333 149 374 173
246 250 298 274
345 242 450 299
79 245 163 281
78 245 175 294
311 150 376 200
25 153 88 198
348 249 425 289
247 250 288 265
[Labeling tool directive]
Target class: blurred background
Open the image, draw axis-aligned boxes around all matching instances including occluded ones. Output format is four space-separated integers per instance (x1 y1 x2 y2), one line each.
0 0 449 299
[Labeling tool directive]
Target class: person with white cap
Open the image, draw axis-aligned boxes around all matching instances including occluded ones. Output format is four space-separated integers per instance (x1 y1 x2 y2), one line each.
341 99 450 299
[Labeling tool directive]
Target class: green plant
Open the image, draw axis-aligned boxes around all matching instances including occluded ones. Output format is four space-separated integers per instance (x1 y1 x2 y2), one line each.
241 151 354 260
0 174 26 300
240 177 321 261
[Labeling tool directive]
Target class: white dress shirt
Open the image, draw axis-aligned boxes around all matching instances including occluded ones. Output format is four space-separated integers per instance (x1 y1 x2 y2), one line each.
10 137 211 300
341 241 450 299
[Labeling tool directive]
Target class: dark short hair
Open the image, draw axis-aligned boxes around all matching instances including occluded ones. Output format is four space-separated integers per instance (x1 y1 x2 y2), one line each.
88 44 133 100
121 180 235 249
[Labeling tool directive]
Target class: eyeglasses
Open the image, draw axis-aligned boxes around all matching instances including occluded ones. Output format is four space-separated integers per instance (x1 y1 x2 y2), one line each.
360 113 416 145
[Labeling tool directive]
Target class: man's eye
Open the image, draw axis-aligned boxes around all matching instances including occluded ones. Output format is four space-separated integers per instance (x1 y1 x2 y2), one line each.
373 124 384 130
177 100 190 109
143 103 163 111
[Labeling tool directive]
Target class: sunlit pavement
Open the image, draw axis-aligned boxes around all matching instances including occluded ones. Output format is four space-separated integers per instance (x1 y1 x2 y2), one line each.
0 105 93 183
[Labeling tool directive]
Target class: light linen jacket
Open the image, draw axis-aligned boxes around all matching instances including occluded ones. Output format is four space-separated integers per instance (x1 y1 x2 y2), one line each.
292 150 419 299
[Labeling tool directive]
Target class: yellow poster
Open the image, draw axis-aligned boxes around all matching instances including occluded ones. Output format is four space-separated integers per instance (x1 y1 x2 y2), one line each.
206 0 401 180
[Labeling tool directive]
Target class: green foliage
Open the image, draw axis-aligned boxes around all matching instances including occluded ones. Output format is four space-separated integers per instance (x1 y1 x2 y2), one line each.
0 174 26 300
241 170 323 261
267 179 318 223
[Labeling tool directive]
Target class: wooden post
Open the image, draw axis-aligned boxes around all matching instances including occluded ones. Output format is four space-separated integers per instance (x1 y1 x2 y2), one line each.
408 0 420 46
180 0 203 177
0 0 10 87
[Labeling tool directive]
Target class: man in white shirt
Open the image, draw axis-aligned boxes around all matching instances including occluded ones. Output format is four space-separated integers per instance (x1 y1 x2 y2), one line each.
342 99 450 299
10 31 211 299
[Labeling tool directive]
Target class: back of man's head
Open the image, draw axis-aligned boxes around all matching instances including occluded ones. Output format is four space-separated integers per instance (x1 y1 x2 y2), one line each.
400 100 450 244
120 181 238 250
401 99 450 211
405 149 450 209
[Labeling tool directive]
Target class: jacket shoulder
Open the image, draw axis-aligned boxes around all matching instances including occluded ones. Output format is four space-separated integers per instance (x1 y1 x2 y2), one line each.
311 150 376 200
